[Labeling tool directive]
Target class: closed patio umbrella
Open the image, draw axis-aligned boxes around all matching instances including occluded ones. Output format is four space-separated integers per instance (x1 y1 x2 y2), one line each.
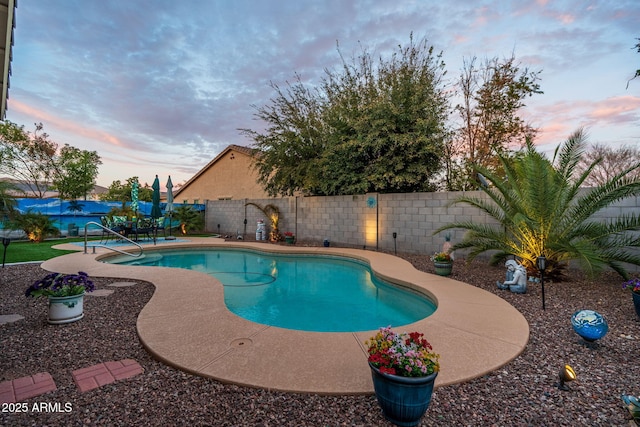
166 176 174 238
150 175 162 219
130 180 139 216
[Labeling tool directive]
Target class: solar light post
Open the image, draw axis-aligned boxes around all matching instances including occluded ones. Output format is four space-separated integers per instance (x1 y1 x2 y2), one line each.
537 255 547 310
2 237 10 267
392 232 397 255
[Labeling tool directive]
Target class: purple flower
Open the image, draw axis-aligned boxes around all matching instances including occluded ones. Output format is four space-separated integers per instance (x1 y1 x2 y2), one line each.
623 278 640 293
25 271 94 298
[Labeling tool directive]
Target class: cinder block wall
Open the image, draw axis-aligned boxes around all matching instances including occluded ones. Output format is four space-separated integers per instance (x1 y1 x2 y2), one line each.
205 191 497 255
204 191 639 269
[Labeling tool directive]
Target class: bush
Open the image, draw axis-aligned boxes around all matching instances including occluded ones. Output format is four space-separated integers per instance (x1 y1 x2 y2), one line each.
173 205 204 234
5 209 59 242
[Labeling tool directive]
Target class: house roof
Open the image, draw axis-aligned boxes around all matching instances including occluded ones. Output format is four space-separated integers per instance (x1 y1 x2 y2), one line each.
173 144 256 198
0 0 16 119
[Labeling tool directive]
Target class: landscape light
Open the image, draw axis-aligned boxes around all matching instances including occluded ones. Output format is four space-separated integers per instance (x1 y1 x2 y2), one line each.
556 364 576 391
537 255 547 310
392 232 397 255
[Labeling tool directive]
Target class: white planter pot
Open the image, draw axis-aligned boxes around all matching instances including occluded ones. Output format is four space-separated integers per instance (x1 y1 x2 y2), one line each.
47 293 85 324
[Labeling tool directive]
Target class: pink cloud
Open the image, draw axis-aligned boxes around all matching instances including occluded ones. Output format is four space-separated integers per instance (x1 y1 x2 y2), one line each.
452 34 469 45
473 6 490 26
10 99 125 149
526 94 640 147
588 95 640 123
556 14 575 24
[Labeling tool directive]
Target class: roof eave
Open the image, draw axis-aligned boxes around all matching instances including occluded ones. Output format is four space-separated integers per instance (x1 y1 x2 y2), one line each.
0 0 16 120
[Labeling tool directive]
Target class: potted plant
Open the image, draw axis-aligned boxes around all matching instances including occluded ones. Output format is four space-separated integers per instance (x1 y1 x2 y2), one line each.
25 271 95 324
283 231 295 244
622 277 640 319
365 326 440 426
430 251 453 276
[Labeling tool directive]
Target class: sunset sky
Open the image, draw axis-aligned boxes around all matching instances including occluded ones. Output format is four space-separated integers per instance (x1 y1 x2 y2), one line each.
5 0 639 189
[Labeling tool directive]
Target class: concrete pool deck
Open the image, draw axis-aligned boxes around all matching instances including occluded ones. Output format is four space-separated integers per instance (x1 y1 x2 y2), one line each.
43 238 529 394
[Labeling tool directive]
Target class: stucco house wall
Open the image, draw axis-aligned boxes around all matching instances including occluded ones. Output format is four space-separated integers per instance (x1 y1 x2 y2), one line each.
173 145 271 204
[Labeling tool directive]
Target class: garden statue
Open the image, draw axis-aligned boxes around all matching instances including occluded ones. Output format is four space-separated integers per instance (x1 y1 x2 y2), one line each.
442 234 454 260
497 260 527 293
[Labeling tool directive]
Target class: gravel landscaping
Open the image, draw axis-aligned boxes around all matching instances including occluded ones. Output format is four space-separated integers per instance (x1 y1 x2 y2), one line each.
1 251 639 426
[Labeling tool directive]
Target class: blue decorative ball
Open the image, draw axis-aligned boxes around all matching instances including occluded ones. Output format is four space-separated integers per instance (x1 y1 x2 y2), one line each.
571 310 608 342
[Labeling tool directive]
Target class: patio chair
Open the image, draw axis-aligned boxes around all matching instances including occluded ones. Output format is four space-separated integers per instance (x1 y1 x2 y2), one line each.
134 218 154 241
111 216 127 228
154 216 166 238
100 216 124 243
99 216 112 243
110 215 128 240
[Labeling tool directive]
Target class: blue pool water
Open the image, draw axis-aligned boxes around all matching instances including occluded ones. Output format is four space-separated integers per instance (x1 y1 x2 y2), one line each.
105 248 436 332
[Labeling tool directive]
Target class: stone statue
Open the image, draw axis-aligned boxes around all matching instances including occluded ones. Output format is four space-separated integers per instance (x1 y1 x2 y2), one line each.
442 234 454 260
497 260 527 294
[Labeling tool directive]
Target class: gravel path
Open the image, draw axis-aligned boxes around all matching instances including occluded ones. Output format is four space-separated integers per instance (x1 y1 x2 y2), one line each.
1 253 639 426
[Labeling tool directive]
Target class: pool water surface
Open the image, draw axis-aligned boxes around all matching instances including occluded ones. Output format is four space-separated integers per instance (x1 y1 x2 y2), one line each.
106 248 436 332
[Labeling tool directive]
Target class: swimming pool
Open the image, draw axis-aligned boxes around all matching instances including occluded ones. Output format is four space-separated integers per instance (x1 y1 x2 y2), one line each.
44 239 530 393
105 248 436 332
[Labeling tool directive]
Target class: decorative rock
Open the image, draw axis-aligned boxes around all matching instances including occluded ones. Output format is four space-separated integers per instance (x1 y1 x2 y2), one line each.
86 289 114 297
0 314 24 325
108 282 138 288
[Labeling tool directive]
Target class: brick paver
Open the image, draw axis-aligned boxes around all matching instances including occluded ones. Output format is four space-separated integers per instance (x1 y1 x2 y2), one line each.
72 359 143 392
0 372 57 403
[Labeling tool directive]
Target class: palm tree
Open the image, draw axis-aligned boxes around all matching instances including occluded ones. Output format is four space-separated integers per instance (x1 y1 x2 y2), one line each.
245 202 281 241
67 199 84 217
0 180 19 224
437 129 640 279
172 205 204 235
5 209 59 242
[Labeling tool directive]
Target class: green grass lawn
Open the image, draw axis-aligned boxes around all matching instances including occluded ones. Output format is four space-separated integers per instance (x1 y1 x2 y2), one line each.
0 237 95 264
1 233 215 264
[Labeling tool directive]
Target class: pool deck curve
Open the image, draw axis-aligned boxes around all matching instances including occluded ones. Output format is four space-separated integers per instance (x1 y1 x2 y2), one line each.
43 238 529 395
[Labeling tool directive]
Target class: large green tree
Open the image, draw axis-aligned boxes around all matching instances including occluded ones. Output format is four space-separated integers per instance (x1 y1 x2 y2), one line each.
628 37 639 88
52 144 101 200
635 37 640 78
243 76 327 196
100 177 152 204
242 35 451 196
0 121 57 198
0 121 101 200
437 129 640 279
445 55 542 191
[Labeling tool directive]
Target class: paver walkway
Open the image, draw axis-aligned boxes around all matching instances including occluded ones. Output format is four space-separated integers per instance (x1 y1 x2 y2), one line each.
0 373 56 403
0 360 143 403
72 359 143 392
1 280 143 403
